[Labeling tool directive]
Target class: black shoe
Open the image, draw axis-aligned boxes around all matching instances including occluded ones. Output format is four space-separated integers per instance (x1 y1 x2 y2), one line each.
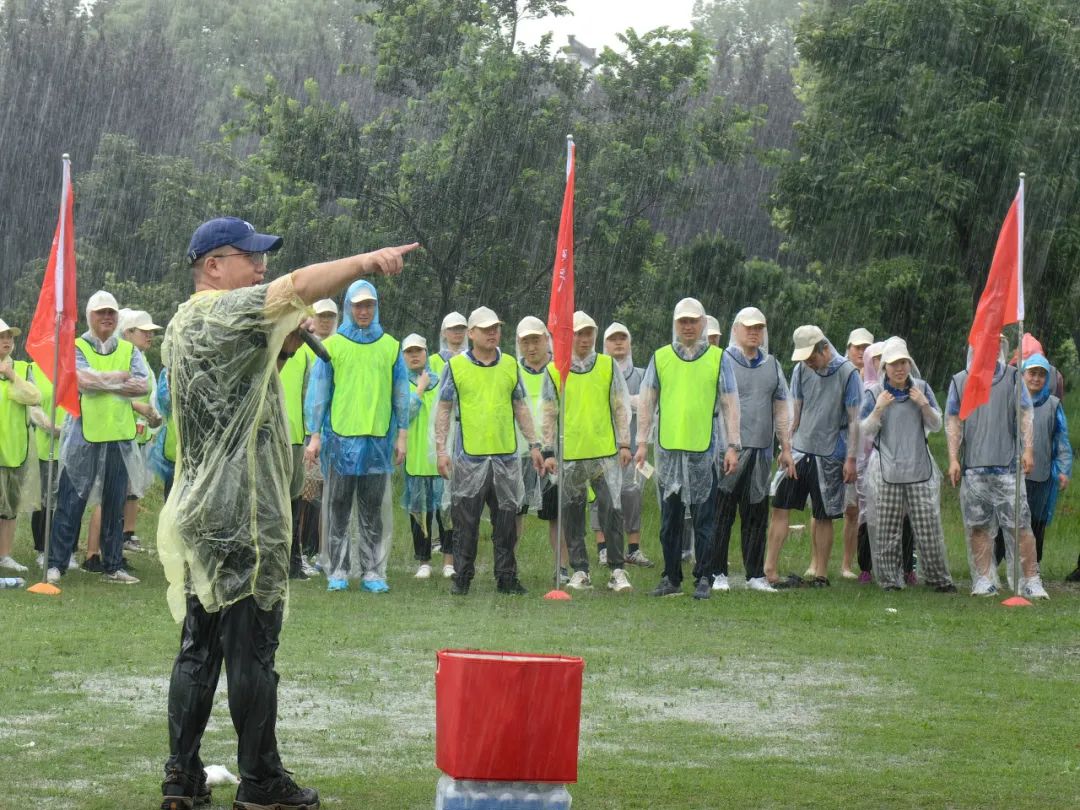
81 554 103 573
811 576 831 588
496 576 527 595
233 773 319 810
934 583 958 593
289 567 309 581
450 576 470 596
1065 567 1080 583
770 573 804 590
692 578 711 600
651 575 682 597
161 767 211 810
122 555 136 571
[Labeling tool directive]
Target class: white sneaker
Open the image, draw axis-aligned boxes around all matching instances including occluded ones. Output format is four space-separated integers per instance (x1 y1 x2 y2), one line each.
123 535 144 552
711 573 730 592
415 563 432 580
36 552 44 568
300 558 319 577
567 570 592 590
971 576 998 597
747 576 778 592
1020 576 1049 600
68 554 78 570
0 555 28 573
103 569 140 585
607 568 632 592
46 567 62 585
598 548 608 566
442 564 456 579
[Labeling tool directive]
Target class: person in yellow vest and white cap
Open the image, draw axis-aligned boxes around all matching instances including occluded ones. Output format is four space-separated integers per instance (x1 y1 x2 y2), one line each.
839 326 874 579
429 311 469 376
46 290 150 585
634 298 741 600
311 298 339 338
0 318 41 574
541 311 634 593
277 307 314 581
434 306 544 595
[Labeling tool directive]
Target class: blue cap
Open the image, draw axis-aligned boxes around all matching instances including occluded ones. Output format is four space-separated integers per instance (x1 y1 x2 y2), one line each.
186 217 283 263
1022 352 1051 373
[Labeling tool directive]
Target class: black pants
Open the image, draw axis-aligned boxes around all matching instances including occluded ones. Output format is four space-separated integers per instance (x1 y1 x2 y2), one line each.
450 466 518 585
32 460 60 553
994 521 1047 564
858 518 914 573
659 472 718 587
294 498 321 557
564 468 624 573
165 595 284 784
710 454 768 579
410 511 449 561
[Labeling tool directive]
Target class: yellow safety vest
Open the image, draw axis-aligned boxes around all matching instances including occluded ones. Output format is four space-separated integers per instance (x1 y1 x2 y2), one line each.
449 352 518 456
563 354 617 460
75 337 138 443
655 344 721 453
405 376 439 476
0 360 31 468
31 361 66 462
278 349 311 446
323 333 399 437
430 353 446 376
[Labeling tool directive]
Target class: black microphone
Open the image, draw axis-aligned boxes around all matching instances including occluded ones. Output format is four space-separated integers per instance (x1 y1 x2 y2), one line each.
302 330 331 364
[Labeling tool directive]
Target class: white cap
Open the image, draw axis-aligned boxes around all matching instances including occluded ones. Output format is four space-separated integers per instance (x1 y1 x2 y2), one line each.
881 337 912 366
312 299 338 315
673 297 705 320
791 324 826 362
733 306 766 327
349 287 377 304
401 333 427 351
120 309 162 333
604 322 630 341
441 311 468 331
516 316 547 338
0 318 21 337
467 306 502 329
706 315 721 337
87 290 119 312
847 327 874 347
573 311 597 332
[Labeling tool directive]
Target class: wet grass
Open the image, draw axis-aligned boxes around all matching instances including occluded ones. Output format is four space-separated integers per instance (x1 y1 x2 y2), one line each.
1 403 1078 809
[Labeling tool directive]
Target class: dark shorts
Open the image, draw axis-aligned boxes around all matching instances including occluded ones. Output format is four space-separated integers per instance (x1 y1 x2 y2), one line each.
772 453 842 521
517 461 559 521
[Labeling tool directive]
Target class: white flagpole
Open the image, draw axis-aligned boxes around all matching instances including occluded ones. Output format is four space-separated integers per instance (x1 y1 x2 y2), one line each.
1011 173 1025 595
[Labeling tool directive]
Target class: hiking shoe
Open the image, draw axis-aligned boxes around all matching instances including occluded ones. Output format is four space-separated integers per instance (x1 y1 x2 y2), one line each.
567 570 592 590
496 576 527 595
858 571 872 584
607 568 632 593
81 554 104 573
1020 576 1050 600
746 577 777 593
651 576 682 597
326 578 348 592
233 772 319 810
160 767 211 810
442 564 456 579
625 549 655 568
103 569 139 584
841 568 858 580
598 548 608 566
934 583 958 593
46 567 61 585
810 576 831 588
693 578 711 600
450 576 470 596
415 563 432 580
711 573 730 592
971 576 998 597
361 577 390 593
0 555 28 573
904 570 919 586
1065 567 1080 583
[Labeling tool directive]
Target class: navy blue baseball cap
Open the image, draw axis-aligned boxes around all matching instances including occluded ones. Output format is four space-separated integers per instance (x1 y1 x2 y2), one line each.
186 217 283 263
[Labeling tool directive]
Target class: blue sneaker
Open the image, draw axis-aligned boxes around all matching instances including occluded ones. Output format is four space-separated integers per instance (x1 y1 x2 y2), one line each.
362 577 390 593
327 578 348 592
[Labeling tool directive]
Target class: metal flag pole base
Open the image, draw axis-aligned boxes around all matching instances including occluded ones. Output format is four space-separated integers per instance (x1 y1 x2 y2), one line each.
1001 595 1033 607
27 581 61 596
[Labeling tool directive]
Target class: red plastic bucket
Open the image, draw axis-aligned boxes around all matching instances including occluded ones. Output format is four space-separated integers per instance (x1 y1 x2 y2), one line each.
435 649 584 783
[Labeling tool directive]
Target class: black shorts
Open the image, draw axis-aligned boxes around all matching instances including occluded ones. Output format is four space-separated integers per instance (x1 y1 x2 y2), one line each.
772 453 841 521
536 480 559 521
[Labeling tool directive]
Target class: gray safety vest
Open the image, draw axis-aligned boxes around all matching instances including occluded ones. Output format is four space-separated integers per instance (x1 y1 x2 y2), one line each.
869 381 934 484
1029 395 1059 483
731 353 780 450
792 360 856 457
951 367 1019 469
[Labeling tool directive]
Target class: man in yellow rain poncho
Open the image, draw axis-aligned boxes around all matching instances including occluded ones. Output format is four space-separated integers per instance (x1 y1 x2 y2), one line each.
157 215 415 810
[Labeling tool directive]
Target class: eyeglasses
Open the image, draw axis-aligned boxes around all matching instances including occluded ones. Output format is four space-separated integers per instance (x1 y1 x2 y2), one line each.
213 251 267 265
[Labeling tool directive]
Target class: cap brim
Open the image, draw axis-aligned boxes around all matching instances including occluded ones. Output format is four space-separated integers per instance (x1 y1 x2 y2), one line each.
90 305 118 312
232 232 283 254
0 327 21 337
349 293 377 303
736 318 766 327
791 346 813 362
141 323 163 330
518 329 546 338
470 319 502 329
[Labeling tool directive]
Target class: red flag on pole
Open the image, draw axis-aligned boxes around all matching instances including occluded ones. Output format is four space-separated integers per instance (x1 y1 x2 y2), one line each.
547 136 575 388
26 155 80 418
959 180 1024 420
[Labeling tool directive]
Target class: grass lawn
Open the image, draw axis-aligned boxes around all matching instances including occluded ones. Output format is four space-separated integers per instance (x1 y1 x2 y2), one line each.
1 403 1078 809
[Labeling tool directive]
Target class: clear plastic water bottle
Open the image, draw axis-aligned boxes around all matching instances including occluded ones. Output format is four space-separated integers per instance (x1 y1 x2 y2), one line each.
544 785 572 809
0 577 25 589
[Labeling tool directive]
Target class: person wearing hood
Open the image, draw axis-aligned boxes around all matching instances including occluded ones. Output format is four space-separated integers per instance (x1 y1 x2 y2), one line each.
0 318 41 574
429 311 469 376
434 306 544 596
305 279 409 594
841 327 874 579
541 311 634 593
634 298 741 600
400 333 453 580
45 290 150 586
946 337 1047 599
764 325 860 588
1010 333 1065 401
706 307 793 593
992 353 1071 573
706 315 722 348
591 322 654 568
859 338 956 592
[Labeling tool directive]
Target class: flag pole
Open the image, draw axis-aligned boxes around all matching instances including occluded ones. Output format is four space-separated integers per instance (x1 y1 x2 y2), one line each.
1011 173 1025 599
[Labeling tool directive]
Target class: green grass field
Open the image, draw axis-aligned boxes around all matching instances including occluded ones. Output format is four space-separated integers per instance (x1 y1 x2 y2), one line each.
2 409 1079 809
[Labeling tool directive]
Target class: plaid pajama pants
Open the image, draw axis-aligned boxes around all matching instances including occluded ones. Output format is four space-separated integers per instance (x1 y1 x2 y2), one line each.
865 460 953 589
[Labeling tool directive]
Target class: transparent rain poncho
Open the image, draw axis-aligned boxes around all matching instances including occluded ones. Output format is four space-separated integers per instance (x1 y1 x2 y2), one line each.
721 314 791 505
636 314 740 505
61 324 152 506
402 356 444 517
434 312 470 367
515 317 553 511
1022 353 1072 525
304 279 406 582
157 279 306 622
0 356 41 517
147 367 175 484
603 324 649 499
854 341 886 523
540 327 632 515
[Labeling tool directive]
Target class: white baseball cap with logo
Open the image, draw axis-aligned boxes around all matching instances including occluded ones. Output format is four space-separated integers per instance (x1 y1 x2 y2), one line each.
0 318 21 337
604 322 630 341
401 333 428 351
312 299 339 315
847 327 874 347
467 307 502 329
733 307 767 327
516 316 547 338
673 297 705 320
119 309 163 333
572 311 597 332
441 311 468 331
87 290 120 312
791 324 826 362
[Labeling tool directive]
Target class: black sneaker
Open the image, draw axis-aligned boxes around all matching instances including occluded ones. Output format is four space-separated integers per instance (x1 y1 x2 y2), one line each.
161 767 211 810
81 554 104 573
496 576 527 595
770 573 804 590
289 566 309 581
233 773 319 810
692 578 711 600
1065 567 1080 583
450 576 470 596
651 576 682 597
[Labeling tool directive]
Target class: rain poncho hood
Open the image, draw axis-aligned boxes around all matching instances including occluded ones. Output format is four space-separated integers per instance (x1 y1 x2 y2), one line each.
1022 352 1052 406
339 279 384 343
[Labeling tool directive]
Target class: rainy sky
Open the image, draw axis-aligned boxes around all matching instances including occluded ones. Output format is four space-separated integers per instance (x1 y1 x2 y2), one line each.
517 0 696 48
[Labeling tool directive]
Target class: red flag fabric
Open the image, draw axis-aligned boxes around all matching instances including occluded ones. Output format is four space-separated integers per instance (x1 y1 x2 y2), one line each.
26 157 80 418
547 141 575 388
959 190 1021 420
